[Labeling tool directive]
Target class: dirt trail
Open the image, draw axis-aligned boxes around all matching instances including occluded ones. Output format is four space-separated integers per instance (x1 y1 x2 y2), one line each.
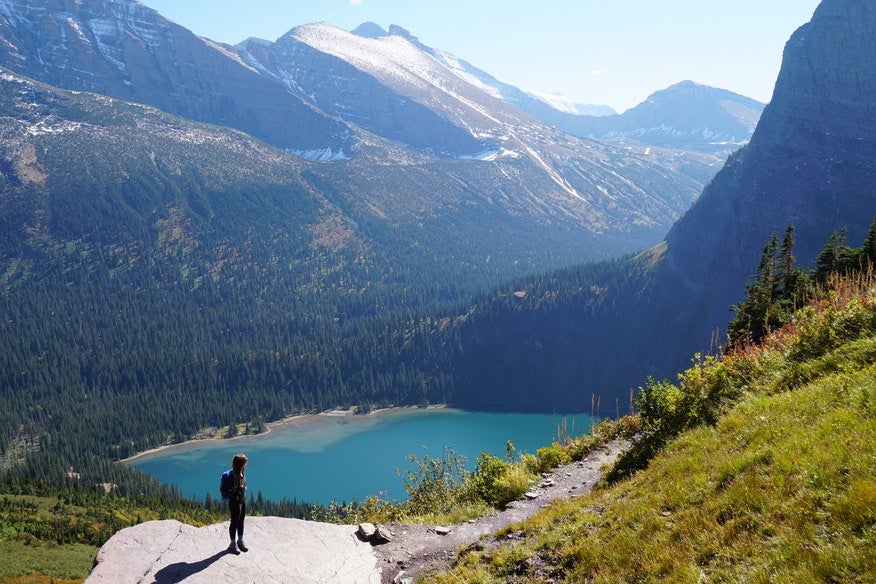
374 439 629 583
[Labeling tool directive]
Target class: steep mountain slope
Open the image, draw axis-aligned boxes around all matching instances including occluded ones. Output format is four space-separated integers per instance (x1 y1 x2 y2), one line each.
0 0 348 154
655 0 875 365
237 21 715 220
0 0 717 259
553 81 765 152
443 0 876 410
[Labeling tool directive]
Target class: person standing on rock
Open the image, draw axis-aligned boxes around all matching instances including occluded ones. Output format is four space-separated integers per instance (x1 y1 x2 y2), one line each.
220 453 249 554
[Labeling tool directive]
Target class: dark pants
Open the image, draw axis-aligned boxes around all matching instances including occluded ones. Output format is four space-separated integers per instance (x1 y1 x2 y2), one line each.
229 498 246 541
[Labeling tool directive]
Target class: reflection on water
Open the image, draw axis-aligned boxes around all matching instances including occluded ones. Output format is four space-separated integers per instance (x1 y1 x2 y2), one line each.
130 408 597 505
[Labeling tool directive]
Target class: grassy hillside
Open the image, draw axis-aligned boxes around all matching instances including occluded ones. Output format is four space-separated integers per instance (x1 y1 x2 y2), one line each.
0 490 222 583
428 275 876 582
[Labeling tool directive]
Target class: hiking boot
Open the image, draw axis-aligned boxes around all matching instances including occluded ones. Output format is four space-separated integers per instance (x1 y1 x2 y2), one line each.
237 538 249 553
227 540 240 555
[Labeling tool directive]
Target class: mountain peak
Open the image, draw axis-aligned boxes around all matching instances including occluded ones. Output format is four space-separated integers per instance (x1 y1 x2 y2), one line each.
752 0 875 147
235 36 273 50
350 21 388 39
387 24 419 42
547 81 765 151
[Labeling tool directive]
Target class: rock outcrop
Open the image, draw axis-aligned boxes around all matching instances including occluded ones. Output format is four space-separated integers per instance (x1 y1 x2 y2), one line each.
85 517 381 584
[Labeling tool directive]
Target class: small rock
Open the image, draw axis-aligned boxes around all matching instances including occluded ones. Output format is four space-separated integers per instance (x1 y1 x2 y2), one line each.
434 526 451 536
374 524 393 544
524 491 540 500
357 522 377 540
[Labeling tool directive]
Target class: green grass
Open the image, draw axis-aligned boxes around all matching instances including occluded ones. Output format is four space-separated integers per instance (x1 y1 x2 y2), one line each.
0 491 223 583
427 291 876 583
0 540 95 583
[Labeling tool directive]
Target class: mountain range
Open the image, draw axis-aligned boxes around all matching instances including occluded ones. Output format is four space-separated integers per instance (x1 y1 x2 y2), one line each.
0 0 819 467
0 0 757 281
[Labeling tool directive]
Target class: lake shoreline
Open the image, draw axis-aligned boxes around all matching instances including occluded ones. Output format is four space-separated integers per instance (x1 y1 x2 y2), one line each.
120 404 447 464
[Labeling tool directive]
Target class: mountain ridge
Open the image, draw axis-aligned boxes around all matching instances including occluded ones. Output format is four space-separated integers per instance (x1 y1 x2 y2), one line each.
547 81 764 152
0 0 350 154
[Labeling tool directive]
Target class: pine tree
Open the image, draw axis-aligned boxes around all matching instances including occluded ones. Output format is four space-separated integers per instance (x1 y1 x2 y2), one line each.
815 231 840 282
778 222 796 294
861 216 876 267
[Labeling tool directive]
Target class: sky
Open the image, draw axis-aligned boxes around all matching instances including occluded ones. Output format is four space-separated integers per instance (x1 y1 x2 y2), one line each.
137 0 823 114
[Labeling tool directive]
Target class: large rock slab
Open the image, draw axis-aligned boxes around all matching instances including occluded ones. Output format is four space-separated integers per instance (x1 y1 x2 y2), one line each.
85 516 381 583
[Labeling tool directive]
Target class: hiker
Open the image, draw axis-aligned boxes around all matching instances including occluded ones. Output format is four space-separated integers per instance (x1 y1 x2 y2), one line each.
220 453 249 554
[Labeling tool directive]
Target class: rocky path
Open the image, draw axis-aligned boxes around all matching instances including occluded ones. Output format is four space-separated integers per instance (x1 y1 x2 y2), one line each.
374 439 629 583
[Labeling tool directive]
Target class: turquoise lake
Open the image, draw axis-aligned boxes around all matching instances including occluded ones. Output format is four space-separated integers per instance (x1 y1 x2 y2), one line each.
129 408 598 505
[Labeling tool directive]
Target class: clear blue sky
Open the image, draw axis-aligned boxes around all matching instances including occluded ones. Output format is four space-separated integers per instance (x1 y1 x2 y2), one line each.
137 0 822 113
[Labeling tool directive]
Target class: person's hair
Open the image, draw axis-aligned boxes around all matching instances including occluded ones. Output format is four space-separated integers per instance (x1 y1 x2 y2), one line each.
232 453 248 473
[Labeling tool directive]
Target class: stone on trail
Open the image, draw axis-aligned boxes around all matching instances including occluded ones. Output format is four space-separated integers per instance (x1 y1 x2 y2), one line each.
373 524 394 544
358 522 377 540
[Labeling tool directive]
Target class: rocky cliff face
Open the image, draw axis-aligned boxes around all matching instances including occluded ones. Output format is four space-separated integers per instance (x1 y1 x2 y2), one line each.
754 0 875 148
0 0 348 153
657 0 876 358
445 0 876 408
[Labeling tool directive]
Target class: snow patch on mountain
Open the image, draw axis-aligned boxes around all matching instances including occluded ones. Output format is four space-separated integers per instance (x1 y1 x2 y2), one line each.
457 148 519 161
289 147 349 162
292 23 454 94
533 92 616 117
84 17 128 73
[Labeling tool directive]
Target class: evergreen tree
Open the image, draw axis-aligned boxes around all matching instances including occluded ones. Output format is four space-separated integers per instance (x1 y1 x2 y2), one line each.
815 231 840 283
860 216 876 267
778 222 796 294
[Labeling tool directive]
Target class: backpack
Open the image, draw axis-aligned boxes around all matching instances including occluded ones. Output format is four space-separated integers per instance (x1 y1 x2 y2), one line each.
219 469 234 500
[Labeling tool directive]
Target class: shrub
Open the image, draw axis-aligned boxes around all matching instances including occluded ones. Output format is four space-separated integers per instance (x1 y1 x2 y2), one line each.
536 443 571 473
469 453 534 508
398 446 469 516
520 453 540 476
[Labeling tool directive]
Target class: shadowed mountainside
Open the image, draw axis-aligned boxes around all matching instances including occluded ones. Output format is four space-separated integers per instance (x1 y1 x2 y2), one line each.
443 0 876 411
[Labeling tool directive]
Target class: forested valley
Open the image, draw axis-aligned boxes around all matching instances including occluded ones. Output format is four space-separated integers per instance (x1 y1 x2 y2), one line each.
0 74 663 521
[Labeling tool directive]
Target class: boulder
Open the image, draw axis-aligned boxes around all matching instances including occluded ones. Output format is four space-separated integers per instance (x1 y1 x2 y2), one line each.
358 522 377 540
373 525 393 544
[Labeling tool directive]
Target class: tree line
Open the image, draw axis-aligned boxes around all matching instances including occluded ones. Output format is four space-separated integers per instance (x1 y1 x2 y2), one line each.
728 217 876 345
